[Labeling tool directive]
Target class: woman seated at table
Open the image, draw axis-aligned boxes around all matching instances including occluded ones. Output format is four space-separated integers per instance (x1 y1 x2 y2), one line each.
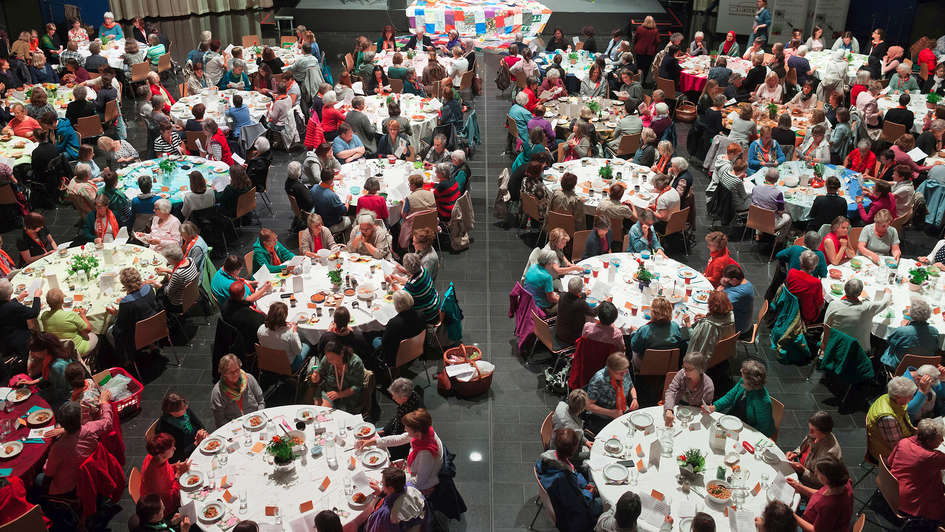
845 139 877 175
156 392 208 463
378 377 424 457
376 119 415 161
547 173 584 231
18 332 74 409
726 104 757 148
688 291 735 357
154 121 184 157
40 288 96 359
857 179 896 224
704 359 775 437
663 352 715 426
252 227 296 274
366 65 389 96
820 216 856 265
309 340 366 413
585 353 638 432
629 296 691 367
376 24 397 51
1 104 39 139
180 171 215 219
147 72 176 112
348 211 392 260
412 227 440 280
80 194 120 245
258 301 309 372
140 432 190 519
787 80 819 112
211 354 264 427
786 250 826 324
857 209 901 264
704 231 739 287
579 63 608 98
563 121 593 161
785 411 842 488
795 124 830 164
299 213 336 257
403 70 425 96
626 208 666 256
786 456 854 532
358 409 445 500
523 249 560 313
16 211 56 265
540 68 567 101
631 127 659 167
880 298 940 370
753 71 783 104
216 164 253 218
578 216 613 261
141 198 181 252
375 290 426 369
886 418 945 525
552 389 593 460
29 52 58 84
537 428 604 531
581 300 625 350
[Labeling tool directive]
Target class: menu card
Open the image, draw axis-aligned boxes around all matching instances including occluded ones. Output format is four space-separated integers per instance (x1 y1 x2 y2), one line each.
639 492 671 528
768 472 793 505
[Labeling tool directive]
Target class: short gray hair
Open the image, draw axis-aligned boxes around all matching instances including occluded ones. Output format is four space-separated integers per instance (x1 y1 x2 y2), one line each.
911 298 932 323
917 364 941 386
75 163 91 180
694 31 704 39
857 138 871 150
843 278 863 299
392 290 414 313
536 249 557 266
897 63 910 75
567 276 583 295
232 59 245 71
435 162 452 179
253 136 270 154
741 359 766 388
671 157 688 171
888 376 917 399
356 211 377 226
352 95 365 109
546 68 560 79
323 90 338 105
161 243 184 264
363 51 376 62
515 91 529 106
799 250 818 271
387 377 414 398
765 167 779 183
402 253 422 276
682 351 708 373
654 102 669 116
796 45 808 56
917 418 945 448
73 86 87 101
930 119 945 132
0 279 12 301
451 149 466 164
638 208 655 223
154 198 172 213
287 161 302 180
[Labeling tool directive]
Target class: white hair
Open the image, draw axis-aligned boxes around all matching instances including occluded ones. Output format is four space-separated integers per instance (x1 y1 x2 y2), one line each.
654 102 669 116
392 290 414 313
231 59 245 70
387 376 414 398
323 90 338 105
515 32 523 41
546 68 561 79
253 136 270 154
536 249 557 266
103 11 114 19
567 276 583 294
917 364 941 386
154 198 172 213
287 161 302 180
911 298 932 322
694 31 704 39
888 376 918 398
357 211 377 226
796 45 808 56
897 63 910 74
161 243 184 264
515 91 529 106
671 157 688 171
451 149 465 163
75 163 92 179
857 138 871 149
0 279 12 301
843 278 863 299
765 167 779 183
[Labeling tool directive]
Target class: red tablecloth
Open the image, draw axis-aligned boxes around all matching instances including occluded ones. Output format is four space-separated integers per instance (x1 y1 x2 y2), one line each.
679 71 707 93
0 393 55 480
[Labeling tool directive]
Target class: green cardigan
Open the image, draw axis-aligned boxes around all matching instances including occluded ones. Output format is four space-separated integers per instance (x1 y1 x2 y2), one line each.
714 378 775 437
252 238 295 273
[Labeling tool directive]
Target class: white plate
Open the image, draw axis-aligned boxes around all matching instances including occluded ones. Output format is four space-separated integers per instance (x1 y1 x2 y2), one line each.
6 388 31 403
630 412 654 430
603 437 623 455
26 408 53 426
199 501 225 523
0 440 23 459
349 491 371 509
361 448 387 468
295 407 317 423
354 422 376 439
199 436 226 454
719 415 744 433
181 470 205 491
603 463 628 483
678 517 693 532
242 413 267 431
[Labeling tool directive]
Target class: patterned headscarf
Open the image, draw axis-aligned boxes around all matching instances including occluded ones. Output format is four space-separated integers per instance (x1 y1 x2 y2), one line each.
0 163 12 180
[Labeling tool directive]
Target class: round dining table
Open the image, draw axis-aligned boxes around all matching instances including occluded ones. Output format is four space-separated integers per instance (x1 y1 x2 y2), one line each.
806 50 868 84
9 243 167 334
170 88 272 124
253 251 400 344
0 135 37 168
241 45 307 75
746 161 869 222
336 156 444 226
820 256 945 349
360 93 442 150
875 92 930 133
77 38 137 69
722 102 812 136
562 253 713 334
115 155 230 206
678 55 751 93
535 50 614 84
180 405 386 532
374 49 452 78
5 84 96 119
589 406 799 532
544 96 623 140
542 157 659 217
0 388 56 481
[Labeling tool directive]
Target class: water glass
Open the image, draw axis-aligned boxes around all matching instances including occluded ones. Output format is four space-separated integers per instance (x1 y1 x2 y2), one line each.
218 451 228 467
760 472 770 488
628 467 639 486
239 488 248 513
243 432 252 448
344 474 354 496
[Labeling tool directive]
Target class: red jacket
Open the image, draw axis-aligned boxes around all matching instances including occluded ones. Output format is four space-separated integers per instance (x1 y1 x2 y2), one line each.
918 49 936 77
321 106 346 133
704 248 738 287
209 130 235 166
785 269 824 323
101 405 125 466
568 337 616 390
141 454 180 519
78 443 125 518
149 84 175 112
633 26 660 56
304 111 326 150
888 435 945 520
0 476 33 526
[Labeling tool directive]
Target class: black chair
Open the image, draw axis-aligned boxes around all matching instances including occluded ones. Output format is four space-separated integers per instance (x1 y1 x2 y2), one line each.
212 317 254 380
246 153 273 215
190 206 235 254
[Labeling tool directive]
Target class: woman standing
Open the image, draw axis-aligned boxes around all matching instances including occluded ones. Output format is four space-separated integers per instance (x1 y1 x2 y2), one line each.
357 409 444 495
633 17 660 84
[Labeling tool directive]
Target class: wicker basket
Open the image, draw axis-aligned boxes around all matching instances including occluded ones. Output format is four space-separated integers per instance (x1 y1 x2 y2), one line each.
441 344 493 398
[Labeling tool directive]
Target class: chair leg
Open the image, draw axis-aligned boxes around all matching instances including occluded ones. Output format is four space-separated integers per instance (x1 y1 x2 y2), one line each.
740 224 749 243
529 499 543 530
420 358 432 386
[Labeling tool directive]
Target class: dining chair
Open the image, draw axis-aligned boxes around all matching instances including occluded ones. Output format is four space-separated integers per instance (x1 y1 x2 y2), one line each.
571 230 591 263
539 411 553 450
739 301 769 357
655 76 676 99
133 310 180 375
0 504 45 532
255 343 306 401
281 36 297 47
637 348 680 376
75 115 104 141
128 467 142 504
892 354 941 377
529 311 576 364
880 121 906 144
876 455 905 520
616 133 641 157
157 54 171 73
234 187 259 228
545 211 575 238
890 209 912 234
657 207 691 255
709 333 739 369
520 193 542 230
392 330 429 385
389 78 404 93
529 466 557 529
410 209 441 259
657 371 677 405
740 205 781 260
241 35 260 48
104 99 120 124
770 396 785 442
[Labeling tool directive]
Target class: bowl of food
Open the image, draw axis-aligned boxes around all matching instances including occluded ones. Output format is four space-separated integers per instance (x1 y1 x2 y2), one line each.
311 293 326 303
705 480 733 505
199 502 225 523
295 407 316 423
828 268 842 280
603 437 623 455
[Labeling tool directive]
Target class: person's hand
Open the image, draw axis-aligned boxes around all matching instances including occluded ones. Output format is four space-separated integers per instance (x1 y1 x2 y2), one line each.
180 516 192 532
195 429 208 444
148 237 161 245
586 483 597 495
94 238 103 244
855 195 863 204
355 436 377 450
785 477 802 491
32 288 42 299
44 427 66 439
99 389 112 404
701 404 716 414
664 409 675 427
326 390 339 401
77 307 87 317
919 256 930 264
259 281 272 294
368 479 383 493
629 398 639 411
918 374 934 394
105 305 118 315
785 451 798 461
172 460 191 475
665 516 674 526
788 460 804 473
682 314 691 327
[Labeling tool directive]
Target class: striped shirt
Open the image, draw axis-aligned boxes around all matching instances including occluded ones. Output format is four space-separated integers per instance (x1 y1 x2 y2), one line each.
167 259 200 306
154 132 183 156
406 267 439 324
434 178 460 220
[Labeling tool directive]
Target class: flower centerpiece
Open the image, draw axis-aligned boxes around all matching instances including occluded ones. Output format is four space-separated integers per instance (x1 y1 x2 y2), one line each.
927 93 942 108
158 157 176 175
676 448 706 477
385 95 395 107
406 49 416 60
633 258 654 290
67 254 100 280
598 162 614 180
587 100 600 115
908 267 929 291
766 102 778 120
328 268 343 291
813 162 825 178
568 51 578 64
266 435 295 472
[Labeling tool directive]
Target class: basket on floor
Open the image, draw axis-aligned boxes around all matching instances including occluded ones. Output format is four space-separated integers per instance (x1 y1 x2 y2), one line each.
440 344 493 398
92 367 144 416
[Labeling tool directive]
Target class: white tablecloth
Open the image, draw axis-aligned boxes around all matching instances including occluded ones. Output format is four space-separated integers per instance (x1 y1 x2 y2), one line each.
9 243 165 333
110 0 272 19
336 158 431 226
875 91 930 133
253 251 399 344
536 51 614 82
542 158 657 216
679 55 751 79
115 155 230 206
820 257 945 348
590 406 799 532
242 45 307 76
170 89 271 124
563 253 713 334
374 50 452 79
180 404 381 532
359 93 441 150
746 161 866 221
0 135 37 167
77 39 137 70
543 97 623 138
6 84 96 119
806 51 867 84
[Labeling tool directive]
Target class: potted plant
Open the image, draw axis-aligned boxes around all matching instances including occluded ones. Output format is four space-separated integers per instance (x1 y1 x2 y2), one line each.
568 51 578 64
587 100 600 115
328 268 343 292
406 49 416 60
158 158 176 175
813 163 825 179
633 258 654 290
927 93 941 109
67 254 100 280
766 102 778 120
908 267 929 291
598 163 613 181
266 435 295 473
677 448 706 479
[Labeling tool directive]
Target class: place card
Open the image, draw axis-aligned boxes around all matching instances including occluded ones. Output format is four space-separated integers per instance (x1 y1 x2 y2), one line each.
319 477 332 491
650 489 664 501
222 489 237 503
648 439 661 469
751 482 762 496
299 500 314 514
288 514 314 532
265 506 278 516
635 443 644 457
639 492 671 527
250 441 266 454
729 509 756 532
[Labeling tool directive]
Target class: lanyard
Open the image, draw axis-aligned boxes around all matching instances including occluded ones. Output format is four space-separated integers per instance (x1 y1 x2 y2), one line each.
28 231 48 253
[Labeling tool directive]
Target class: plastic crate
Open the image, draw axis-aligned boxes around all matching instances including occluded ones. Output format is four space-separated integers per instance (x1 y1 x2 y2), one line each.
92 367 144 416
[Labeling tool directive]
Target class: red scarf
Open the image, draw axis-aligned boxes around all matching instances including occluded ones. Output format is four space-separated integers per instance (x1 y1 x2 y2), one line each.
654 154 669 174
0 249 13 275
758 141 774 164
266 244 281 266
310 228 323 252
803 140 819 158
611 374 626 412
407 427 440 469
95 210 119 241
723 33 735 54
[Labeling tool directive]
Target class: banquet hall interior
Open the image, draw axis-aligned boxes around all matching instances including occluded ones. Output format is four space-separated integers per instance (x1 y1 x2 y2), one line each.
2 0 945 530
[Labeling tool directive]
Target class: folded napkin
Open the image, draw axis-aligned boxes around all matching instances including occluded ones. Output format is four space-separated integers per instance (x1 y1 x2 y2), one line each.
0 468 12 477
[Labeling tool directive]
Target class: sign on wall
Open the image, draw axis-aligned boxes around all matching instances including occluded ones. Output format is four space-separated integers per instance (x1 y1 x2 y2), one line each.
715 0 756 36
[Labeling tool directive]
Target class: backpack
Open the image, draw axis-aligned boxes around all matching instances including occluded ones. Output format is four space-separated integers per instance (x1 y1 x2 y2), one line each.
495 59 511 91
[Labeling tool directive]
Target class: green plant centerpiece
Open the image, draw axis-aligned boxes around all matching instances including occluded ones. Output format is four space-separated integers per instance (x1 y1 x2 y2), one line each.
406 49 416 60
909 267 930 289
266 435 294 466
928 93 942 107
677 448 706 476
766 102 778 120
568 51 578 63
253 45 262 56
587 100 600 115
328 268 343 291
67 254 100 281
158 157 176 175
385 95 395 107
633 257 654 289
813 163 825 179
598 163 614 180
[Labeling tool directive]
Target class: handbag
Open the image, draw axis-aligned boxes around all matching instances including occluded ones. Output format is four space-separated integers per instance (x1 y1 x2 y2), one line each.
675 100 697 123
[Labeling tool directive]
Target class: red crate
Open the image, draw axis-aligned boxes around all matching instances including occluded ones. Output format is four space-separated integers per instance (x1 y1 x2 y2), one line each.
93 367 144 416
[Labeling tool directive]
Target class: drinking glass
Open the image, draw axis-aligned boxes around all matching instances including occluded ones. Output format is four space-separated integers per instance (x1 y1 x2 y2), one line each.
243 432 252 448
239 488 248 513
344 474 354 496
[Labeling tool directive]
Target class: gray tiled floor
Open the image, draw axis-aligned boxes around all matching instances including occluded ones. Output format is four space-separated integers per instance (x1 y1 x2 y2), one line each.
5 18 938 531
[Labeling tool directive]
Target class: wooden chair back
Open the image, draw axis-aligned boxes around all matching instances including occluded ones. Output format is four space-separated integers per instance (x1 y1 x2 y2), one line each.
659 207 689 237
770 396 785 442
851 514 865 532
846 227 862 252
571 230 591 263
655 76 676 99
185 130 206 154
608 216 624 245
540 411 554 450
0 505 45 532
144 419 158 441
521 193 541 222
344 53 355 72
617 133 641 156
894 354 942 376
157 54 171 73
637 348 680 376
75 115 103 140
877 455 901 516
534 466 557 525
746 204 776 235
909 37 929 64
459 70 474 91
556 142 567 163
104 99 120 124
235 187 257 219
709 333 738 369
545 211 575 237
574 41 584 51
531 311 556 352
242 35 260 48
881 121 906 144
128 467 142 503
281 36 298 47
410 209 438 234
181 278 200 314
256 343 292 376
130 62 150 83
134 310 170 350
395 330 426 370
244 251 254 275
891 209 912 234
743 301 769 346
389 78 404 93
506 115 520 140
515 74 527 90
920 62 929 81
